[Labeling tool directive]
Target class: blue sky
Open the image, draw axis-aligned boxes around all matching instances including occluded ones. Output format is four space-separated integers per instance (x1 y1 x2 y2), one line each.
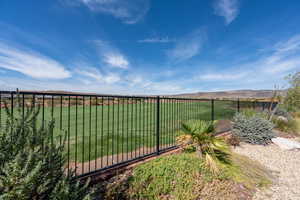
0 0 300 95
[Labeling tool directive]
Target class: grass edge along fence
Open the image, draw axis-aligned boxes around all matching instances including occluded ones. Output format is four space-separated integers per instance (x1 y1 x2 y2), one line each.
0 91 276 179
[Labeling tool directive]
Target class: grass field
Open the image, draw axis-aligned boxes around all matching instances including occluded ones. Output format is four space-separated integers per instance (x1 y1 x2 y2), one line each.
0 100 237 164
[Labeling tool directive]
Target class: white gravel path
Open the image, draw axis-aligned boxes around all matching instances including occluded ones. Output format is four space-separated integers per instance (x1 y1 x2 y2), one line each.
233 142 300 200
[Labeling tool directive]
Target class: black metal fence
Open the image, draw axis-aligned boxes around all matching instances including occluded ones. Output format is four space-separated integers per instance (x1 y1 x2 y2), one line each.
0 91 276 178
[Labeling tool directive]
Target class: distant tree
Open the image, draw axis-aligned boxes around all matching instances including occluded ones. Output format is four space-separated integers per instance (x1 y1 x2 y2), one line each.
284 72 300 112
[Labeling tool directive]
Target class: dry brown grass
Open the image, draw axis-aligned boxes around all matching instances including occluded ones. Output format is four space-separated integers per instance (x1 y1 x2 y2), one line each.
224 153 274 190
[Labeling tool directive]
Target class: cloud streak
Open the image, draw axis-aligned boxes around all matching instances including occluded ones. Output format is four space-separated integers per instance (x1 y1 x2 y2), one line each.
198 72 247 81
213 0 239 24
138 37 175 43
261 34 300 74
166 29 206 62
196 35 300 86
76 67 121 84
104 53 129 69
93 40 129 69
70 0 150 24
0 42 71 79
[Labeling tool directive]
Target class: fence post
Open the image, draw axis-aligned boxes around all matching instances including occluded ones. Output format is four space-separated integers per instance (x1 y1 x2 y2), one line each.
237 98 240 112
156 96 160 155
211 99 214 121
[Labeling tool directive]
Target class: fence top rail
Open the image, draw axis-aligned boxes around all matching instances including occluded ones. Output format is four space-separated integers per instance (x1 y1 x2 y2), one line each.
0 90 158 99
0 90 276 103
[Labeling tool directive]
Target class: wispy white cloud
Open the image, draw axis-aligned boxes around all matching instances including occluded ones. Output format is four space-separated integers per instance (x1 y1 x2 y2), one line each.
103 53 129 69
197 35 300 87
125 74 185 94
262 35 300 74
68 0 150 24
213 0 239 25
0 72 190 95
166 29 206 62
263 59 300 74
0 42 71 79
273 35 300 53
198 72 247 81
76 67 121 84
138 37 175 43
93 40 129 69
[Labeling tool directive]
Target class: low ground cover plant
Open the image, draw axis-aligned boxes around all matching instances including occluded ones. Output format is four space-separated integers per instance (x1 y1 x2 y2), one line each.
100 152 272 200
0 99 93 199
272 117 299 135
232 112 275 145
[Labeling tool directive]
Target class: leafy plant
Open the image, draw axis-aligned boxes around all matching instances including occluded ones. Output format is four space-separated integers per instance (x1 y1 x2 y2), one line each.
284 72 300 112
0 97 92 200
175 134 196 152
273 117 298 135
232 113 275 145
178 120 231 174
241 109 268 119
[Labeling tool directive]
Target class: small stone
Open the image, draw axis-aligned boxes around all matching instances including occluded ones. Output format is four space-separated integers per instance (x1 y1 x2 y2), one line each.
233 143 300 199
276 116 288 123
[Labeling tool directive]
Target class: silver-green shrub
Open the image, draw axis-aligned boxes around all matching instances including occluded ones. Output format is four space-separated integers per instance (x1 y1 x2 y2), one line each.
232 113 275 145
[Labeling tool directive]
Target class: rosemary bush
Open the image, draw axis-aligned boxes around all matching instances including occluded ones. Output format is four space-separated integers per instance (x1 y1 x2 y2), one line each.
232 113 275 145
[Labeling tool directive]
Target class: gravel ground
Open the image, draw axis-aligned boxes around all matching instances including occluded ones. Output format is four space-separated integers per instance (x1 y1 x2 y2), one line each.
233 142 300 200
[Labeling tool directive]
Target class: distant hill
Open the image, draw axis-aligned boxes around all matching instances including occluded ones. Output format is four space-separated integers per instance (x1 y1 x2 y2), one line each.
1 89 285 100
172 90 285 100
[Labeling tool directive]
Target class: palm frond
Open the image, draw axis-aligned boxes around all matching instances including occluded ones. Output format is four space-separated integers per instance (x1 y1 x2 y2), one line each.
205 154 220 174
177 120 233 174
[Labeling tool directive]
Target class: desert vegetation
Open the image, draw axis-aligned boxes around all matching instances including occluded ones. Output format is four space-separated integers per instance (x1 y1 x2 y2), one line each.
0 71 299 199
98 120 273 200
96 72 300 200
0 101 93 199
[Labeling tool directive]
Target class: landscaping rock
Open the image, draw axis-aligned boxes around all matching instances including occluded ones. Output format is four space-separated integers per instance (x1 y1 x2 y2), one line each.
233 143 300 200
271 137 300 150
276 116 288 123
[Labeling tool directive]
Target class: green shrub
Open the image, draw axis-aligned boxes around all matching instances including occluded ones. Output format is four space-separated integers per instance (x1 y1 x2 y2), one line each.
284 72 300 112
232 113 275 145
0 99 92 200
241 109 266 119
273 117 298 134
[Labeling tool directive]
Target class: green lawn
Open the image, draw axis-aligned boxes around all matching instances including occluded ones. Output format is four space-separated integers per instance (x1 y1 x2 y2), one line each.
0 100 236 163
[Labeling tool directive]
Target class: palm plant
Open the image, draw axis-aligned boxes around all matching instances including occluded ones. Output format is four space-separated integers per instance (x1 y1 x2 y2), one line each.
179 120 232 174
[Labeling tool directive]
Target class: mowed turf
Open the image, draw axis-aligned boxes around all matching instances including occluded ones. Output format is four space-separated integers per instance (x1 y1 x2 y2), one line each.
0 100 236 163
